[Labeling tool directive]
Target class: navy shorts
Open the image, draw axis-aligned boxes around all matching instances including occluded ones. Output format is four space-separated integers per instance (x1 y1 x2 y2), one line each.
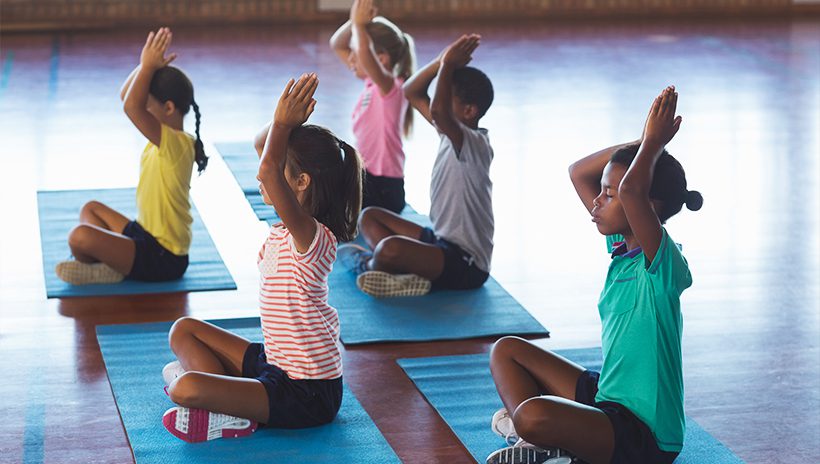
122 221 188 282
363 171 405 214
419 227 489 290
575 370 679 464
242 342 343 428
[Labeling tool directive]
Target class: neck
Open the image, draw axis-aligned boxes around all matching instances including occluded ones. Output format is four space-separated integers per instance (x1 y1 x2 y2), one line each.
621 233 641 251
162 113 184 131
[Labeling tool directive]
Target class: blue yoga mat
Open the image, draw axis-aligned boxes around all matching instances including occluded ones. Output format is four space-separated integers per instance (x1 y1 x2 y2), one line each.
398 348 744 464
215 142 280 225
97 318 399 464
216 141 548 345
38 188 236 298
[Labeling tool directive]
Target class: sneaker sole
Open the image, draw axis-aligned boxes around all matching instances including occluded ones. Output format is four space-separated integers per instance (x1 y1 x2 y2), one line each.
162 407 257 443
55 261 124 285
356 271 431 297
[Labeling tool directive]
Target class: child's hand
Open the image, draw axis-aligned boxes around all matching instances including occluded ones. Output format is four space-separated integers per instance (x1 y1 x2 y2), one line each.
441 34 481 68
274 73 318 129
642 86 682 146
140 27 177 71
351 0 377 26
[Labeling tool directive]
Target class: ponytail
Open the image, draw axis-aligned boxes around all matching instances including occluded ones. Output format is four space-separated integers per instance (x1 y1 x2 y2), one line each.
339 139 364 241
398 32 416 137
192 99 208 174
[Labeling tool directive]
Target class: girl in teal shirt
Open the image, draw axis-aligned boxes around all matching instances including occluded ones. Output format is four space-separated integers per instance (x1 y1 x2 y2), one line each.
487 87 702 464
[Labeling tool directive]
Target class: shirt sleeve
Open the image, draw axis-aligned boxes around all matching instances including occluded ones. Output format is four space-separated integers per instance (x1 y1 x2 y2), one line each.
289 220 337 267
158 124 194 163
646 228 692 296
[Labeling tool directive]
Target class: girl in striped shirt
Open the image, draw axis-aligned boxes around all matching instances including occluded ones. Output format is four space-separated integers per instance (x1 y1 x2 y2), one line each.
161 73 363 443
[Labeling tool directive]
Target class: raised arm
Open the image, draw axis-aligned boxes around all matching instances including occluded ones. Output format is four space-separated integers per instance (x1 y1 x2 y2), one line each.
119 65 140 102
329 20 353 65
254 121 272 156
350 0 395 95
568 139 641 215
123 27 177 146
257 74 320 253
619 86 682 262
431 34 480 153
402 57 439 125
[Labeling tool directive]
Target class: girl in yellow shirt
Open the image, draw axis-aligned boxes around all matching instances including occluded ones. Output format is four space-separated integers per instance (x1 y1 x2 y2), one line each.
56 27 207 285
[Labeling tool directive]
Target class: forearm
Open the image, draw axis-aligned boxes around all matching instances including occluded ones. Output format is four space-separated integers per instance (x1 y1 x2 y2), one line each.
403 59 438 104
123 66 155 113
569 140 639 184
619 140 663 196
254 121 272 156
119 65 140 101
330 20 353 52
430 62 456 120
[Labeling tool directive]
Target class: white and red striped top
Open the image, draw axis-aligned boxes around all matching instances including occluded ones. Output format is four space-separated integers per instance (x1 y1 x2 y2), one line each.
257 220 342 380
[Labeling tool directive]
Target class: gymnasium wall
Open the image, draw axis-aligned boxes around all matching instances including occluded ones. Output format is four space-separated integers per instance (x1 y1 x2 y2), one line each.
1 0 817 32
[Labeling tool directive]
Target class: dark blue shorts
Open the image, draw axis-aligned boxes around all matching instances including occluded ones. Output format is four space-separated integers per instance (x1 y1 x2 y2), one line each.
575 370 679 464
362 172 405 214
122 221 188 282
242 342 343 428
419 227 489 290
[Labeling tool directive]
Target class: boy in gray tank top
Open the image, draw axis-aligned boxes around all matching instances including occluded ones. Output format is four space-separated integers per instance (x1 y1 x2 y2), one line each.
337 34 495 298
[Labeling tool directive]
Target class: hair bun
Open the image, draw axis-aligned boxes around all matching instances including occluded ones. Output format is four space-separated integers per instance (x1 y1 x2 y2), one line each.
685 190 703 211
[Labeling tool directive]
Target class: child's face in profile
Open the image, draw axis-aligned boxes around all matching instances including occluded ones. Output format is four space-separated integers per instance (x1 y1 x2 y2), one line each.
257 166 305 207
451 93 477 126
591 162 630 236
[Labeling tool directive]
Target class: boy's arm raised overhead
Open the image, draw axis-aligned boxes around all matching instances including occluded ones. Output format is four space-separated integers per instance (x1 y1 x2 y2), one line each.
568 139 641 215
619 86 682 262
431 34 480 153
402 56 440 126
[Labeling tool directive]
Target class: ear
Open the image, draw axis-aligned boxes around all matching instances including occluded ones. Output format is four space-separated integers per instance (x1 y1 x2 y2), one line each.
462 103 479 122
377 51 392 70
296 172 312 192
163 101 177 117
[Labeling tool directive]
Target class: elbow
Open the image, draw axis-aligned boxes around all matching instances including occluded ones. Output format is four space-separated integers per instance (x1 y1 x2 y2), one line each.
617 180 648 199
429 105 448 125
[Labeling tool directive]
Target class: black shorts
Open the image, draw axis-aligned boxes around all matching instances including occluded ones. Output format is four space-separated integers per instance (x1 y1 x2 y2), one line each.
575 370 679 464
242 342 343 428
419 227 489 290
122 221 188 282
362 171 405 214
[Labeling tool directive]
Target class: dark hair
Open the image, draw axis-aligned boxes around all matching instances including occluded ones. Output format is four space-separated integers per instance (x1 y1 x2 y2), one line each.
285 125 364 242
366 18 416 137
452 66 494 119
610 143 703 223
149 66 208 174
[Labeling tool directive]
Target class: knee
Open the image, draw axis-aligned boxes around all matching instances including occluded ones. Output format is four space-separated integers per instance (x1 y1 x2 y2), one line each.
67 224 95 252
80 200 103 217
513 398 560 444
359 206 383 230
372 236 404 265
490 336 527 363
168 372 204 407
168 317 200 351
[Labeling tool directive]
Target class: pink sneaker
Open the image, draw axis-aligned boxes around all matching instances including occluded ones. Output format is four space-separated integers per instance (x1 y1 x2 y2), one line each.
162 407 257 443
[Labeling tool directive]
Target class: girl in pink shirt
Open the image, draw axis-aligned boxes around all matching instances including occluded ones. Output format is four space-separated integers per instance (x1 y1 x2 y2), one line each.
330 0 416 213
161 73 363 443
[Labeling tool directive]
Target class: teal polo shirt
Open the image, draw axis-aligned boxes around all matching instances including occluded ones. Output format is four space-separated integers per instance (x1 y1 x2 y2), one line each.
596 228 692 452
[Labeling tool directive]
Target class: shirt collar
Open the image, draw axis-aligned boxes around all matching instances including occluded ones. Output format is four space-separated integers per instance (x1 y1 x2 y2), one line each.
611 241 643 259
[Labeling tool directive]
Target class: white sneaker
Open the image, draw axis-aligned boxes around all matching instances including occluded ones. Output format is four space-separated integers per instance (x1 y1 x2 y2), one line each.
356 271 431 297
162 406 257 443
55 260 124 285
162 361 186 386
336 243 372 275
492 408 520 446
486 442 576 464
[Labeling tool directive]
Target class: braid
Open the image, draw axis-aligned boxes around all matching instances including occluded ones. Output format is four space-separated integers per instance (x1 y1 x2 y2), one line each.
192 100 208 173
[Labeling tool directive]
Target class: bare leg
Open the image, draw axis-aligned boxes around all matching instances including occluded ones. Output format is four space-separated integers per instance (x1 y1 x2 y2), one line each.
490 336 615 464
359 207 424 249
79 200 131 233
67 225 136 275
168 317 251 377
369 236 445 281
168 372 270 424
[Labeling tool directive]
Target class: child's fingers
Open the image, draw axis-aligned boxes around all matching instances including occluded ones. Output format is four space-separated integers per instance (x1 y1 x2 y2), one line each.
307 99 317 117
290 74 309 99
294 74 316 101
145 31 155 47
164 53 178 66
301 75 319 102
279 78 296 101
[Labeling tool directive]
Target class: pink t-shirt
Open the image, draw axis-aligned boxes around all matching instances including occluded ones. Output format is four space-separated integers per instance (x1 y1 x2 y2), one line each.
351 77 408 178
